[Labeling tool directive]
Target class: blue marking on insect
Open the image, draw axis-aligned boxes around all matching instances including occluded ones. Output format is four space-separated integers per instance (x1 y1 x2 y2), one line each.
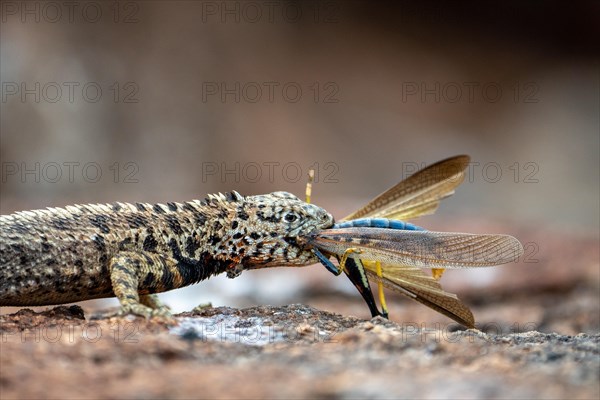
333 218 425 231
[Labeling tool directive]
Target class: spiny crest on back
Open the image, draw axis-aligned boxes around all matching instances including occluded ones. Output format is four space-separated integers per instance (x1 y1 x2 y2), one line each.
201 191 244 206
2 204 112 226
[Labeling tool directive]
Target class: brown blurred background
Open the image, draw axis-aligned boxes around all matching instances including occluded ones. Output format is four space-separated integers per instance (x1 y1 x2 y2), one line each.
1 1 598 331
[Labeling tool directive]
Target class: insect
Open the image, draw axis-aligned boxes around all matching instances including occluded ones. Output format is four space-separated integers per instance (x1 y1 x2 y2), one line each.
299 155 524 328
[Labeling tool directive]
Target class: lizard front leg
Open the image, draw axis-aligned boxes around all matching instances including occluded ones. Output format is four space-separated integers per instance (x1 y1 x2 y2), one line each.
109 251 178 319
140 294 169 312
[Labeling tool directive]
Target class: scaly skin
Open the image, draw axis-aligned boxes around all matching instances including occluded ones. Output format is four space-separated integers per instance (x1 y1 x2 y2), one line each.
0 191 334 318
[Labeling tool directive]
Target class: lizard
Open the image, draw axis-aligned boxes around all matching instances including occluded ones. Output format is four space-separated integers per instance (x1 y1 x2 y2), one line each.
0 191 334 318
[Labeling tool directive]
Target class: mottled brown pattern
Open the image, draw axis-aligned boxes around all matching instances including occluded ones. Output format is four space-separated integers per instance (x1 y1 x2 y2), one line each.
0 191 334 317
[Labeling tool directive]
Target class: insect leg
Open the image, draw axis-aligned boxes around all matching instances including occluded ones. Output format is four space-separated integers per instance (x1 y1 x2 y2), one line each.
313 248 341 275
375 261 389 318
339 247 363 273
313 247 385 318
431 268 445 280
339 248 387 318
343 257 386 318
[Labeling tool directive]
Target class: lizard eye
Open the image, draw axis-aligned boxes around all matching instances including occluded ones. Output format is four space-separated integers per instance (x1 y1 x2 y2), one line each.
284 213 298 223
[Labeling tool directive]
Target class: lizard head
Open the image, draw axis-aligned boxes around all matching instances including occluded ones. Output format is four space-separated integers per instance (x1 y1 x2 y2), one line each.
223 191 334 274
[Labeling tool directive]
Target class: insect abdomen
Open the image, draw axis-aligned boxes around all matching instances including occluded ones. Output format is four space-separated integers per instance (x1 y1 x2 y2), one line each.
333 218 424 231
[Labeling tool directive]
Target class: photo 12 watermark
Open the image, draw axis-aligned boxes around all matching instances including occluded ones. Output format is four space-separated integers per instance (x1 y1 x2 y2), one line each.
401 81 540 104
1 1 140 24
1 82 140 104
201 81 340 104
1 321 141 344
399 160 540 184
199 1 341 24
201 161 339 184
0 319 539 346
1 161 140 184
399 321 539 342
406 240 540 264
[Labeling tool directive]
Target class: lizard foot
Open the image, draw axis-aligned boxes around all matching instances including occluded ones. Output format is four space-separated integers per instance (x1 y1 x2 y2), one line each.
192 302 213 313
121 304 177 325
92 304 175 322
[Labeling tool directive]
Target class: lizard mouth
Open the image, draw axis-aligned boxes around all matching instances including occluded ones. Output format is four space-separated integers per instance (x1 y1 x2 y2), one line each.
295 230 320 248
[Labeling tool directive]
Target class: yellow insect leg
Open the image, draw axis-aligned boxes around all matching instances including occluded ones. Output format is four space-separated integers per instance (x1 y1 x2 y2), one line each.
339 248 363 274
431 268 446 280
375 261 389 317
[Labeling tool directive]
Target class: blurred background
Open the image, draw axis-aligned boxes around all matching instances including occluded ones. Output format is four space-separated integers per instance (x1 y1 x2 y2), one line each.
1 1 598 333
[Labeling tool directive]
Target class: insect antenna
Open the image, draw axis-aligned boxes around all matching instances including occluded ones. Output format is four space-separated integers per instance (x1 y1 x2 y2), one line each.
305 168 314 204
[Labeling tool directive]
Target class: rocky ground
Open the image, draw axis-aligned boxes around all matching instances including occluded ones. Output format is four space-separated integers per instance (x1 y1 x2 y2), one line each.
1 226 598 399
0 304 598 399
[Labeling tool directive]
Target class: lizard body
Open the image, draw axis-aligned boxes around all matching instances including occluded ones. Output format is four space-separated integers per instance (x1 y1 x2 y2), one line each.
0 191 334 317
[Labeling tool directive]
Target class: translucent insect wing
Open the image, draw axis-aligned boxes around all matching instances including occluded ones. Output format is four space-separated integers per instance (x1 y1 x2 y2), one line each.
359 260 474 327
310 228 524 269
342 155 471 221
